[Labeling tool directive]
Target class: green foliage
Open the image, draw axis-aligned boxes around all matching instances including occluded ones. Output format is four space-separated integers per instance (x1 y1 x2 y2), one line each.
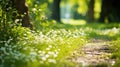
1 0 120 66
1 13 120 67
27 0 52 30
0 21 87 67
0 1 33 67
0 27 32 67
110 39 120 67
0 0 19 42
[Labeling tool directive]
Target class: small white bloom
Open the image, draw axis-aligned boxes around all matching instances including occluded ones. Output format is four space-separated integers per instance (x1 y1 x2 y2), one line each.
46 48 50 50
15 19 20 23
0 47 5 51
30 52 37 56
38 51 42 53
53 54 57 58
48 51 54 55
41 57 46 61
48 59 56 64
32 8 37 12
45 54 49 58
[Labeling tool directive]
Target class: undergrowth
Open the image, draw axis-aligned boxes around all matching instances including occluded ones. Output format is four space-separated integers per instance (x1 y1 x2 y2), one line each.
1 19 120 67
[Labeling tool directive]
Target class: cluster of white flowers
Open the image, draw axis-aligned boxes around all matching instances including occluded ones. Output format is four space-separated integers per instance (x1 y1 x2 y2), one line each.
102 27 120 36
0 27 88 66
37 47 60 64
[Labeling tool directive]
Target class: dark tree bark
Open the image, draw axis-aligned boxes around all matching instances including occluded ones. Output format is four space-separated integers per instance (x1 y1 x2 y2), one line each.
99 0 111 22
14 0 33 29
99 0 120 23
3 0 33 29
52 0 61 22
87 0 95 23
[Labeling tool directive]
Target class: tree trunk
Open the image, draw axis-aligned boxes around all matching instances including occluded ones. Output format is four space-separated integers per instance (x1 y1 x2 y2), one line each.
14 0 33 29
52 0 61 22
99 0 120 23
99 0 110 22
87 0 95 23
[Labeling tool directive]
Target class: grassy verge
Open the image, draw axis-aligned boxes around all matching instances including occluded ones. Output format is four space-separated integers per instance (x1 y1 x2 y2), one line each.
1 23 120 67
0 23 87 67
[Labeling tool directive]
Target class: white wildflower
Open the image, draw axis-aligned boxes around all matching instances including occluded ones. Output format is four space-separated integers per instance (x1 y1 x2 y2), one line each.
46 47 50 50
41 57 46 61
32 8 37 12
48 59 56 64
45 54 49 58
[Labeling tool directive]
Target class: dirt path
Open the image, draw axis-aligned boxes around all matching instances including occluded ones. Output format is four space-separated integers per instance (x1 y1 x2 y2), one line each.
68 39 115 67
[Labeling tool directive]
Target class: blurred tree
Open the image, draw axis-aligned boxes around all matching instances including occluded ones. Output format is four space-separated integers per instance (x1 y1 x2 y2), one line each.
72 4 85 19
99 0 120 23
52 0 61 22
14 0 33 29
2 0 33 29
87 0 95 22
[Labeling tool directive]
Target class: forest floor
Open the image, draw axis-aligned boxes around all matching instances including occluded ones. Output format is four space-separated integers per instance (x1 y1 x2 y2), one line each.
67 38 115 67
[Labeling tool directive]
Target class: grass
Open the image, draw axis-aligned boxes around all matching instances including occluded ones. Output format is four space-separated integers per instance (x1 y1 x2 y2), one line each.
62 19 86 25
1 22 120 67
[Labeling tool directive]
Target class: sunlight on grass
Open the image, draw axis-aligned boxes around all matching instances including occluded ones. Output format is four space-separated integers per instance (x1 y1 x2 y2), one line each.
1 23 120 67
62 19 86 25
